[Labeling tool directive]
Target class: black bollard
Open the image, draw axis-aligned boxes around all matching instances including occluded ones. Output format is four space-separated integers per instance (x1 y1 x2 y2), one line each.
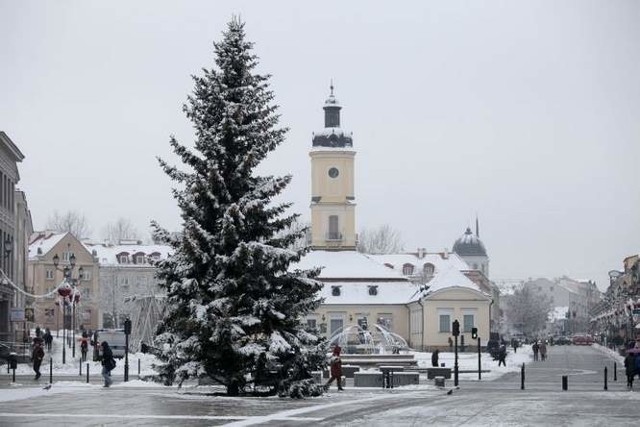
79 359 82 376
86 363 90 384
49 357 53 384
521 363 525 390
604 366 608 390
614 363 617 381
138 358 141 377
562 375 568 391
12 367 15 383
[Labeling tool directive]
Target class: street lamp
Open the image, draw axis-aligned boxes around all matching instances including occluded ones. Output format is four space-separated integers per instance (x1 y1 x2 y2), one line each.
53 250 83 364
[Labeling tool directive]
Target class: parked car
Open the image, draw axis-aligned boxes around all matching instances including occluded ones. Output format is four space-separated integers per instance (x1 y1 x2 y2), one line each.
572 334 593 345
554 336 572 345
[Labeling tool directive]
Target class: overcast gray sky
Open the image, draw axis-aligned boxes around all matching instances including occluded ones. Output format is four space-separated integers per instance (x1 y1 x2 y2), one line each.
1 0 638 291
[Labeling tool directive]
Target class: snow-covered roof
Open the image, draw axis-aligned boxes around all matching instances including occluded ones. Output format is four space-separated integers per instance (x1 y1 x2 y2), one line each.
320 281 420 305
313 127 352 137
28 232 68 260
423 266 483 294
370 252 470 274
294 250 407 281
84 243 172 266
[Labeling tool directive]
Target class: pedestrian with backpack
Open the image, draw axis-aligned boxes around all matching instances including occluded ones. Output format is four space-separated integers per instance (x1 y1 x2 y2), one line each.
101 341 116 387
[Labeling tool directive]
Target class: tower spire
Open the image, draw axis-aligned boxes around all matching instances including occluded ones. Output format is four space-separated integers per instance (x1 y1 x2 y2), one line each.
475 214 480 238
330 79 334 96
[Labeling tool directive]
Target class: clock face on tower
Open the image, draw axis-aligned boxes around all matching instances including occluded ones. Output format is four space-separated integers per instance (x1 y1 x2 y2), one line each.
328 167 340 178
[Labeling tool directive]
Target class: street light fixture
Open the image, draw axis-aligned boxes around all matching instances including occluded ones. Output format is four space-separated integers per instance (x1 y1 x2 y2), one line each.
53 249 83 364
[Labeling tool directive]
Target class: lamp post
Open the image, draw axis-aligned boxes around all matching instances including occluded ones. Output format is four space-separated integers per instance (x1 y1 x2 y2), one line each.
53 251 83 364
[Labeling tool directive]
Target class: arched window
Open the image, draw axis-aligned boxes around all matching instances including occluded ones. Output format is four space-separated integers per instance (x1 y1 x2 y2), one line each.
368 285 378 296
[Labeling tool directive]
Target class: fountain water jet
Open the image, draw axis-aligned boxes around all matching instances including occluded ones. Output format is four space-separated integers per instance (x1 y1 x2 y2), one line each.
328 324 409 355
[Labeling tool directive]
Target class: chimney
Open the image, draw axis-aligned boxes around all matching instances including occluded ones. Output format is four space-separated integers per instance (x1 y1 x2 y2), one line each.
442 249 449 259
417 248 425 259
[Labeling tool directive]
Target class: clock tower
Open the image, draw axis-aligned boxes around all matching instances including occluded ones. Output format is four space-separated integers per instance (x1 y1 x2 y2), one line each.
309 84 357 250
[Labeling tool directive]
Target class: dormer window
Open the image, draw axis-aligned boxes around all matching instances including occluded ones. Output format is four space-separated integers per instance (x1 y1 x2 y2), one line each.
117 252 130 264
423 263 435 279
384 263 394 269
134 252 146 264
331 286 341 296
402 263 415 275
368 285 378 296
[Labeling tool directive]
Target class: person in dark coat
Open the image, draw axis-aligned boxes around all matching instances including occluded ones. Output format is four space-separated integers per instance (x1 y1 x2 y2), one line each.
532 341 539 361
43 328 53 351
32 339 45 380
497 344 507 367
624 352 635 388
101 341 116 387
324 345 344 391
431 349 440 367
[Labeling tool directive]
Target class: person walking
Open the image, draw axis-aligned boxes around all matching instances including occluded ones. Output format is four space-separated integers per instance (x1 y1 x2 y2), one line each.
32 339 45 380
532 341 539 361
101 341 116 387
43 328 53 351
624 352 635 389
80 335 89 362
324 345 344 391
497 344 507 367
539 341 548 362
431 349 440 367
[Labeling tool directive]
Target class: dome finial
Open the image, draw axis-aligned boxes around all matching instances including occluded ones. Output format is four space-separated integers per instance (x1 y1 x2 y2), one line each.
330 79 334 96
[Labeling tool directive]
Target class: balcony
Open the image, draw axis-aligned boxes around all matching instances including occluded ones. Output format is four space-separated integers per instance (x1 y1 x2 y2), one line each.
325 232 343 241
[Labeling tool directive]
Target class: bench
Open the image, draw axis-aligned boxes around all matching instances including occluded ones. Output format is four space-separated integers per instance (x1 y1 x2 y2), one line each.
354 371 419 388
426 367 452 379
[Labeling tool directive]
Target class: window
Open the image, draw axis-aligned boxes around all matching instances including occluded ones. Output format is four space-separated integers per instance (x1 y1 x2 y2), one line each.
331 286 341 296
423 263 435 276
439 314 451 333
368 285 378 296
463 314 474 333
118 254 129 264
135 254 145 264
402 263 415 275
62 251 73 262
83 288 91 300
46 270 54 280
328 215 340 240
330 318 343 336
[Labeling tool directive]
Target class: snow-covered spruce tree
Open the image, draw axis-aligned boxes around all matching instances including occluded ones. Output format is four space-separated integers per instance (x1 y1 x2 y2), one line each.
151 18 325 397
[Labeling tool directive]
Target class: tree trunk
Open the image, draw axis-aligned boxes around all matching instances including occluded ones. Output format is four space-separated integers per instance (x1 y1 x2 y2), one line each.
227 381 240 396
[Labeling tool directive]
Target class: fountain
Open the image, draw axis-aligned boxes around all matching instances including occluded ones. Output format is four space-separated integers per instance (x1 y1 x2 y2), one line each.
327 324 409 355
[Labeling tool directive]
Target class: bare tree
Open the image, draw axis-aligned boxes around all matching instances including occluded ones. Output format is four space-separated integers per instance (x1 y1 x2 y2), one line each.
46 210 90 239
503 283 552 338
357 224 404 254
102 218 140 244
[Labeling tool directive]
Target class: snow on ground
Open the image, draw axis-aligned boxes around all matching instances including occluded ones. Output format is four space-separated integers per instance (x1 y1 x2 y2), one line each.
2 332 532 403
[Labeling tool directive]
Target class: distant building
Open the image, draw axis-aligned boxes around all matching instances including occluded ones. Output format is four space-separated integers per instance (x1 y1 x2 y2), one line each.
84 241 171 328
28 232 101 331
297 87 493 350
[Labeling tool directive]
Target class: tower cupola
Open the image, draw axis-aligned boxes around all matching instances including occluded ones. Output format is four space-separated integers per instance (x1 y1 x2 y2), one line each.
312 83 353 148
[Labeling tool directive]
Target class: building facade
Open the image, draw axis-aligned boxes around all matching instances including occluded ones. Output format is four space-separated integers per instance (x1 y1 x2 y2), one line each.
28 232 101 332
84 241 171 329
0 131 26 342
